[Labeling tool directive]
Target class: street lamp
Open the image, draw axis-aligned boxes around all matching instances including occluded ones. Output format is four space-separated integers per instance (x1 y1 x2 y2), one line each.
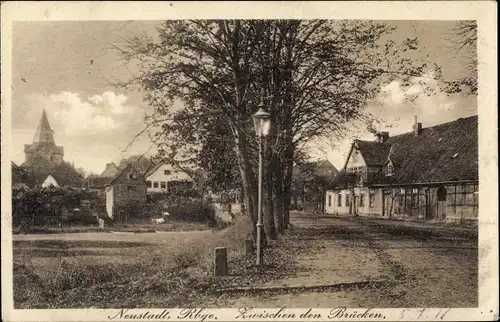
253 98 272 266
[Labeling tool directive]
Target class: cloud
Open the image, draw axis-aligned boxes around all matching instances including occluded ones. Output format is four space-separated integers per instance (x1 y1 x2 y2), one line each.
324 72 477 169
375 70 458 117
29 91 137 135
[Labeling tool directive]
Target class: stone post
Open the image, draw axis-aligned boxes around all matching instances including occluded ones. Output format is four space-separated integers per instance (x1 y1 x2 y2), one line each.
214 247 228 276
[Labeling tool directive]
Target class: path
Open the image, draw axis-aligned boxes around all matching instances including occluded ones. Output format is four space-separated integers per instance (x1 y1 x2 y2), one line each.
12 230 213 244
207 213 478 308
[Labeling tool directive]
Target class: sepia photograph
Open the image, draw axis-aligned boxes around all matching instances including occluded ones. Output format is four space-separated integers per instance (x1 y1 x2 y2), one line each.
1 2 497 321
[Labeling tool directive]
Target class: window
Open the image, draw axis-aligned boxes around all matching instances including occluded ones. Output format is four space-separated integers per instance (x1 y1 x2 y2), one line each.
153 181 159 188
146 180 152 188
164 170 171 175
446 186 456 207
345 193 350 207
456 185 466 206
127 185 136 191
398 193 405 211
328 195 332 207
160 181 167 189
337 193 342 207
446 184 477 210
437 187 447 201
386 163 394 176
359 193 364 207
411 188 419 207
369 191 375 208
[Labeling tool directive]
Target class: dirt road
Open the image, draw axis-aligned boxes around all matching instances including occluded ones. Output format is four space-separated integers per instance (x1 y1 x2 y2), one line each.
205 213 478 308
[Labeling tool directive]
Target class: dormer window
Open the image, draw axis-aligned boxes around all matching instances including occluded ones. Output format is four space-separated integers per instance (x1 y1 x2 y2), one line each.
386 160 394 176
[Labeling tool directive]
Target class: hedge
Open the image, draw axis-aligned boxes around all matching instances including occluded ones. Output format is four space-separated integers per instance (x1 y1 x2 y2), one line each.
12 186 105 227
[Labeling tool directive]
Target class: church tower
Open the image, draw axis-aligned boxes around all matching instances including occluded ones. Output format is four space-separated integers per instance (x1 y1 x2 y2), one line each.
24 109 64 166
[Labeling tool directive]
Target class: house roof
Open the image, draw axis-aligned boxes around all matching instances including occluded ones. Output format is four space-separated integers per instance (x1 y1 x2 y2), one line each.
100 162 119 178
383 115 478 184
87 176 114 188
354 140 392 166
293 159 338 181
332 115 478 187
12 162 30 184
108 163 146 186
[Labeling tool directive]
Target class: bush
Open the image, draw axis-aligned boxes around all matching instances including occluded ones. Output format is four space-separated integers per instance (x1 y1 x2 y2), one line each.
12 187 104 228
113 202 147 223
164 198 216 227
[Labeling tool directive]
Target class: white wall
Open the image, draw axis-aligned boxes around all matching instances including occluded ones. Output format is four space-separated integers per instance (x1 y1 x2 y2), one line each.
145 164 193 193
345 148 366 169
41 175 59 188
325 188 382 216
105 186 114 219
325 190 351 215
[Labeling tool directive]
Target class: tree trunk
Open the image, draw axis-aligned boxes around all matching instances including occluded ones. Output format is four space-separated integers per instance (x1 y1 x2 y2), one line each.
282 142 294 229
239 185 245 216
272 153 285 234
234 129 259 241
263 138 277 241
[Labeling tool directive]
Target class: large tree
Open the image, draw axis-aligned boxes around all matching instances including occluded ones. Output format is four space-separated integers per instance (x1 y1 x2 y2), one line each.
116 20 430 240
445 20 477 95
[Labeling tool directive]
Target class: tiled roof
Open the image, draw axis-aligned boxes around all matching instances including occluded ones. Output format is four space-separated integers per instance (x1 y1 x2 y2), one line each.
332 115 478 187
87 176 114 188
100 163 119 178
382 115 478 184
293 159 338 181
355 140 392 166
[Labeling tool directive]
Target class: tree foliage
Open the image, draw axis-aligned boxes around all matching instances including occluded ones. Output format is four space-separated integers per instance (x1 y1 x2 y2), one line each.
20 157 84 187
116 20 432 237
445 21 477 95
117 154 152 174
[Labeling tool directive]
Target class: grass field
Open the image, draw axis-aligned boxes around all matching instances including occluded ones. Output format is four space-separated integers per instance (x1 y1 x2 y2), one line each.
13 216 245 308
12 213 478 308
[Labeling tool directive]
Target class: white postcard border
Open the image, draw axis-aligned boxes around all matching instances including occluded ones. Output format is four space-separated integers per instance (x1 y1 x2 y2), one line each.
1 1 498 321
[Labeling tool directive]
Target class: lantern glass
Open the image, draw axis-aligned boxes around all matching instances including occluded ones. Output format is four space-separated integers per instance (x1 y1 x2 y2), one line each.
253 106 272 137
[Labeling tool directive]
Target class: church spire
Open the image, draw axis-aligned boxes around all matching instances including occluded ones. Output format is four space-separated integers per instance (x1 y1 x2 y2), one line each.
33 108 55 145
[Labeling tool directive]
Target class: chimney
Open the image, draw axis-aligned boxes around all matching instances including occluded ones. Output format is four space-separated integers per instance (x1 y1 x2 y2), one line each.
413 115 422 136
375 131 390 143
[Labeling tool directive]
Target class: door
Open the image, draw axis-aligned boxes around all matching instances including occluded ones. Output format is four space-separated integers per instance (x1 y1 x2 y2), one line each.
437 187 447 220
382 191 391 217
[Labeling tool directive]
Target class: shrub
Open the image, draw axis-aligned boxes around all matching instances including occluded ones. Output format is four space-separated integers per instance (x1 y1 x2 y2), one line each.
12 187 104 228
113 202 147 223
164 198 216 227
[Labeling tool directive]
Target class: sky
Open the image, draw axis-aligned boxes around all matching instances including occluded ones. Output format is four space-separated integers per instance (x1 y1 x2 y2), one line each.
10 20 477 174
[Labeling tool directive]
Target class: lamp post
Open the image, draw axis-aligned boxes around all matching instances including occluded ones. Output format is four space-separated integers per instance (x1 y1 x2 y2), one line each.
253 98 272 266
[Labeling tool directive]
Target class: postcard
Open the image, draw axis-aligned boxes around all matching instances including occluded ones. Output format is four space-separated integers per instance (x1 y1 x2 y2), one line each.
1 1 498 321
